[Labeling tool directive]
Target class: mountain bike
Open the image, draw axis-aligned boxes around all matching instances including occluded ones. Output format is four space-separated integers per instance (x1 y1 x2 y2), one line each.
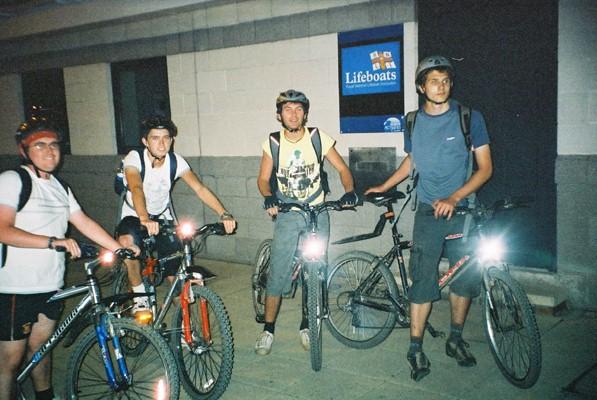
252 200 353 371
15 244 180 399
112 222 234 399
326 192 542 388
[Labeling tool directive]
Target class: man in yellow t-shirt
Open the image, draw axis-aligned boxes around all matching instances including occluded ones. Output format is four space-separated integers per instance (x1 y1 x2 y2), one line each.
255 89 358 356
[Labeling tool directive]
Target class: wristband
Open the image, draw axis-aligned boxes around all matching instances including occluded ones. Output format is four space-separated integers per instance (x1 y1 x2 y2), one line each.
220 211 234 221
48 236 57 249
263 195 279 210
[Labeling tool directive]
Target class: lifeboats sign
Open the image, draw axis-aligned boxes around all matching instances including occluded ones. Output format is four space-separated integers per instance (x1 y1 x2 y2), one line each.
339 25 404 134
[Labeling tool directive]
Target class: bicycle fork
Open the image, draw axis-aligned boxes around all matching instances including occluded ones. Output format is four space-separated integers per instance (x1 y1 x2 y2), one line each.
181 281 212 348
95 315 132 391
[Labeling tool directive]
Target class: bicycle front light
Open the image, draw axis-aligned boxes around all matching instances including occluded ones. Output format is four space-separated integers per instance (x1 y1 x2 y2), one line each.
302 235 325 260
100 251 115 266
178 221 195 239
478 236 505 263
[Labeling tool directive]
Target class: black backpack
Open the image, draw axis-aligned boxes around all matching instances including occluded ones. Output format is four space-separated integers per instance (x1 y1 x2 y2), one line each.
1 166 70 266
405 104 472 149
268 127 330 204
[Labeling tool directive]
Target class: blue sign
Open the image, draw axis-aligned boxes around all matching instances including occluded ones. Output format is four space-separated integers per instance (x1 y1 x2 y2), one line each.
341 42 401 96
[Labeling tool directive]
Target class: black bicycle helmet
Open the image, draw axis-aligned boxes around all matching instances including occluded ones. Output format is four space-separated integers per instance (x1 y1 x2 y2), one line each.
15 117 62 146
275 90 310 114
415 55 454 86
140 115 178 138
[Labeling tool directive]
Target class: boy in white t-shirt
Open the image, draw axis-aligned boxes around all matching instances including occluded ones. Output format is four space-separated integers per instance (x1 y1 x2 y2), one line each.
115 116 236 315
0 118 129 400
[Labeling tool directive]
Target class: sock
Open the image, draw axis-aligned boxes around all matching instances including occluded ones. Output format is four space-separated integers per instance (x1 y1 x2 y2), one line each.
408 336 423 355
132 283 145 293
35 388 54 400
449 323 464 341
299 316 308 331
264 322 275 335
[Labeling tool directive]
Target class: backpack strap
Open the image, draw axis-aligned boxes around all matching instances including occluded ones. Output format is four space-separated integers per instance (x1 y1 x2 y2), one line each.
405 111 419 211
14 167 32 212
458 105 472 150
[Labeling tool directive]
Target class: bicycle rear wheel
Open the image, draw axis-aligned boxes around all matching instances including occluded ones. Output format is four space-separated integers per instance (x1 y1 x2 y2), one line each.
483 266 542 388
306 263 324 372
66 317 180 399
252 239 271 323
170 285 234 399
326 251 400 349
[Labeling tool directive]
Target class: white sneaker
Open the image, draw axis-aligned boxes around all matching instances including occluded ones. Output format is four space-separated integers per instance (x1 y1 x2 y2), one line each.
299 328 310 351
255 331 274 355
132 296 151 315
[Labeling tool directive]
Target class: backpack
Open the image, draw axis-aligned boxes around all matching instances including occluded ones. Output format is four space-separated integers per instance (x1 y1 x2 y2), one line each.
114 149 178 222
1 166 70 266
268 127 330 204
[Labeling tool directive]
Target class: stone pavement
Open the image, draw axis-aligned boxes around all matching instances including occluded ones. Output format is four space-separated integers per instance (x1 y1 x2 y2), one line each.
30 259 597 399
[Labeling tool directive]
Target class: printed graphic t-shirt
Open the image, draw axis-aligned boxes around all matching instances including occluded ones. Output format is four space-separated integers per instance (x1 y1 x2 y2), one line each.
262 129 335 206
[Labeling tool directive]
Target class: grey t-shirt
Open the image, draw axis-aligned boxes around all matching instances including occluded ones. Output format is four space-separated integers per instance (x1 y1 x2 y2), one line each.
404 100 490 205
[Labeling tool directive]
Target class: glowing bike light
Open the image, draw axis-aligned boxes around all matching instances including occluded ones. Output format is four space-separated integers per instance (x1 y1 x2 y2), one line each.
302 235 325 260
135 309 153 325
478 237 505 263
179 222 195 239
100 251 115 266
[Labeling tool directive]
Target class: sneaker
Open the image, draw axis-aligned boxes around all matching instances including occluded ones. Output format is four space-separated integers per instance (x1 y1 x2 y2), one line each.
446 338 477 367
255 331 274 356
132 296 150 314
299 328 310 351
406 350 431 381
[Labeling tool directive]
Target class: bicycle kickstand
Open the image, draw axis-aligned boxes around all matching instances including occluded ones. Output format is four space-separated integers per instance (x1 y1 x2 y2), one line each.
425 322 445 338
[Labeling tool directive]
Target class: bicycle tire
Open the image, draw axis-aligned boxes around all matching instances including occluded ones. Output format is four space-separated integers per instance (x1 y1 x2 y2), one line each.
306 263 324 371
252 239 271 323
66 317 180 399
326 251 400 349
170 285 234 399
483 266 542 388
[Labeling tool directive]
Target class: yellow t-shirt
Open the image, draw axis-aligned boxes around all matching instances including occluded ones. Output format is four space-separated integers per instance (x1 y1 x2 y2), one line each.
262 128 335 205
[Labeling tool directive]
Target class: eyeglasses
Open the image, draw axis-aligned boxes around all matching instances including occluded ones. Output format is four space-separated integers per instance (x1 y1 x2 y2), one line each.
30 142 61 151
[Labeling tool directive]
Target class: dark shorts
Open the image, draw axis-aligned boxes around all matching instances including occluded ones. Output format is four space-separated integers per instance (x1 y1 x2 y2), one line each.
408 203 482 304
0 292 64 341
115 216 182 276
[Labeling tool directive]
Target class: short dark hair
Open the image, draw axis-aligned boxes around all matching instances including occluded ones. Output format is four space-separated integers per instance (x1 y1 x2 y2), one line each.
140 115 178 138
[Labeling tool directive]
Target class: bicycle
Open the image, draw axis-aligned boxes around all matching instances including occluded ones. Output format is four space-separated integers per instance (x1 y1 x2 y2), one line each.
112 221 234 399
15 244 180 399
252 200 353 372
326 191 542 388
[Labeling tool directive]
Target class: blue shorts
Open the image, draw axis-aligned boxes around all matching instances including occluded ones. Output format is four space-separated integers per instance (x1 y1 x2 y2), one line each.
267 210 330 297
408 203 481 304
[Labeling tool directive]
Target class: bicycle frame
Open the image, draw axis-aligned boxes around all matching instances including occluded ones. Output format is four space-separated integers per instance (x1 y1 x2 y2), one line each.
17 252 132 395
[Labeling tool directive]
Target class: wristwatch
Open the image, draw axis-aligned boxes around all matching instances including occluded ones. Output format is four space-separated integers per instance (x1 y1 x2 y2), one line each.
48 236 57 249
220 211 234 221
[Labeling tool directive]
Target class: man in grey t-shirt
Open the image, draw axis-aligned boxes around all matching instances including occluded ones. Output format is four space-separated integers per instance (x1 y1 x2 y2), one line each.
367 55 493 381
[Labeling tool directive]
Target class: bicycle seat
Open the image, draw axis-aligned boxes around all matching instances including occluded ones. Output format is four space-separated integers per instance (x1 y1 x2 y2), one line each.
365 191 405 207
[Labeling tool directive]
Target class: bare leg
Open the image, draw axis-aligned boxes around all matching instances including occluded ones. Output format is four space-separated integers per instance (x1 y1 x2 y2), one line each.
264 295 281 324
449 293 471 326
118 234 142 287
410 302 432 338
27 314 57 392
0 339 27 400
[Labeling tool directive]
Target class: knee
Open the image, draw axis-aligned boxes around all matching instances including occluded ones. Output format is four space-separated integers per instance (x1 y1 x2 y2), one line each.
118 234 134 247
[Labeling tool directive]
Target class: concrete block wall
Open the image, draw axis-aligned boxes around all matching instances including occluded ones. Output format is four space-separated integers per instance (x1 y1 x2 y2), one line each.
64 64 117 155
0 74 23 155
555 0 597 309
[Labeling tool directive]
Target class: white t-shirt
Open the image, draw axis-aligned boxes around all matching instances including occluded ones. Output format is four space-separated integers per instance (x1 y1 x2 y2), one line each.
120 149 190 220
0 166 81 294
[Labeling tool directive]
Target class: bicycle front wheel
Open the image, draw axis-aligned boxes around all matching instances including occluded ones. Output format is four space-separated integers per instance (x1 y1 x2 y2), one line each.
326 251 400 349
252 239 271 323
483 266 542 388
171 285 234 399
66 317 180 399
306 263 324 372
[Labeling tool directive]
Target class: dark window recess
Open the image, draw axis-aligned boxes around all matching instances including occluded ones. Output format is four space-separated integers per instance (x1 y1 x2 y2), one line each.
21 69 71 154
111 57 171 154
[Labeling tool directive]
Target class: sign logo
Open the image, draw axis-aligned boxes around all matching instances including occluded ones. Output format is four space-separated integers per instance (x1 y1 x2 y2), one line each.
370 51 396 71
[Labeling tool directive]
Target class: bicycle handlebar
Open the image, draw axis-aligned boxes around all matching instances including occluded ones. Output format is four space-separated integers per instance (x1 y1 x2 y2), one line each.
426 196 533 219
277 200 356 214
